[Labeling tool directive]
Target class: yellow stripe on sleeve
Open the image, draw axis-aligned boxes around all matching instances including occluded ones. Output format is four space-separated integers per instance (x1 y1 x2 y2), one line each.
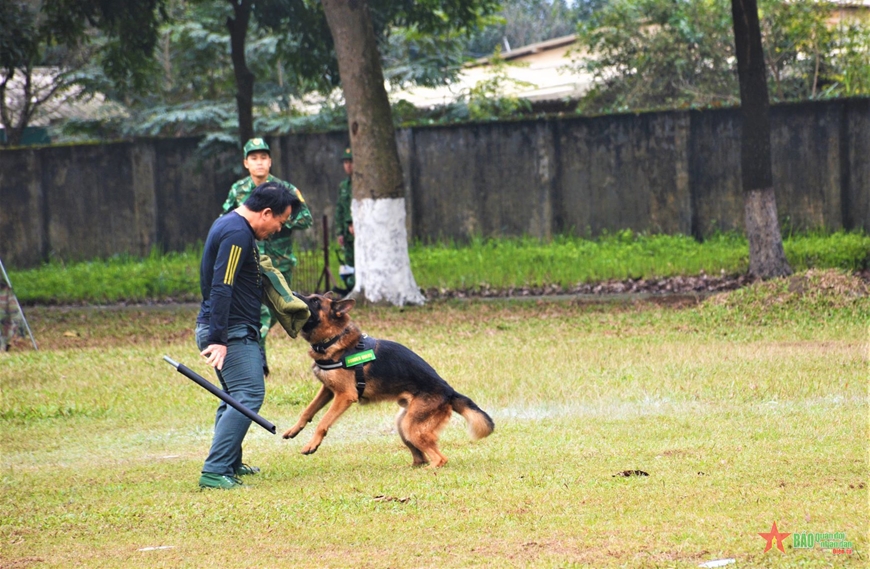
224 244 241 285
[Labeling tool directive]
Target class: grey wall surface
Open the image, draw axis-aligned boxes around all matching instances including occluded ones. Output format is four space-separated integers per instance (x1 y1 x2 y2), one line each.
843 98 870 233
1 98 868 268
1 140 240 267
555 111 693 237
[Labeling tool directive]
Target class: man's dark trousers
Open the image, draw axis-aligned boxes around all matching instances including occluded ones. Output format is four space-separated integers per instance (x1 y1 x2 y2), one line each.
195 323 265 475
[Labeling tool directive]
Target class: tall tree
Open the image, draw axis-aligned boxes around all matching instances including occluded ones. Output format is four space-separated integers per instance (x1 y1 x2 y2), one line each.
730 0 792 278
320 0 424 306
198 0 339 145
1 0 165 146
573 0 867 113
0 1 56 146
226 0 256 143
43 0 167 94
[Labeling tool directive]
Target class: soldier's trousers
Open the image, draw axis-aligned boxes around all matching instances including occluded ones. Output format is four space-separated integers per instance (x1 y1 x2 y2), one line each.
339 239 355 289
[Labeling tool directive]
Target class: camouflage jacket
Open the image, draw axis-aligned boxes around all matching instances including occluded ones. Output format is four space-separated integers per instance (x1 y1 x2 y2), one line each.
335 177 353 241
222 175 313 272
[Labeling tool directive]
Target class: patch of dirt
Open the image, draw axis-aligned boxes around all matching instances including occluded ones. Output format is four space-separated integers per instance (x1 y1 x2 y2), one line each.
613 469 650 477
0 557 45 569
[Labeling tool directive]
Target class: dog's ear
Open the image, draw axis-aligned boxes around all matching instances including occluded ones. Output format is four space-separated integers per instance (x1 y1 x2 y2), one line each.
331 298 355 318
323 290 336 300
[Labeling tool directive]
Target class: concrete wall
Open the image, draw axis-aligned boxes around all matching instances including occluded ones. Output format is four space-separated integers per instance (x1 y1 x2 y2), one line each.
409 121 557 241
1 98 868 268
1 140 240 267
843 98 870 233
555 111 693 236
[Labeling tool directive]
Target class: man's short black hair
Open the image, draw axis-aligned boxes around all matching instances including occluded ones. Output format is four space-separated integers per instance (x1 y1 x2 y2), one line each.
244 181 301 217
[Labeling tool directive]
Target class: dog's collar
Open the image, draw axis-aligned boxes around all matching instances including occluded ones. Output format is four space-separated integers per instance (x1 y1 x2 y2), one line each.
311 330 348 354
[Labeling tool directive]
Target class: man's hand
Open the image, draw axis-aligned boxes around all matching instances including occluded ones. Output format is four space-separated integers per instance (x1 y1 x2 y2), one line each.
201 344 227 370
337 235 345 247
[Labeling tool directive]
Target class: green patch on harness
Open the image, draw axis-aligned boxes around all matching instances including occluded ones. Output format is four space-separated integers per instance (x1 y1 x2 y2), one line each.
345 349 376 367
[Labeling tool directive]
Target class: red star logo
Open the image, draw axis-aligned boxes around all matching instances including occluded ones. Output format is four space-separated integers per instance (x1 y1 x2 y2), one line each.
759 521 791 553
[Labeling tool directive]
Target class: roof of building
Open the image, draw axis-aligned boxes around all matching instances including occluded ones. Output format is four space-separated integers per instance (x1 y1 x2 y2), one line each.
388 35 594 109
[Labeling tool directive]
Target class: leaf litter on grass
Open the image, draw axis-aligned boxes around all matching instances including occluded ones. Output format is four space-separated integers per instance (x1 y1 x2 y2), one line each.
705 269 868 311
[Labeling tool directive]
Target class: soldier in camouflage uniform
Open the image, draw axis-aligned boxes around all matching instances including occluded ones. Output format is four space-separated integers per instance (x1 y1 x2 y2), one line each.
0 279 26 351
334 146 355 291
222 138 313 360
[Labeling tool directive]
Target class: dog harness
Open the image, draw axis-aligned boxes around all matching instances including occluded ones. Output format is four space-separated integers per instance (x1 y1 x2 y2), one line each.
310 329 349 354
313 334 376 399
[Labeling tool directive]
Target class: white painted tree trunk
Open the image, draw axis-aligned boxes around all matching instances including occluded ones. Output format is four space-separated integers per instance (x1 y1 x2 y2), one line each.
321 0 425 306
351 198 424 306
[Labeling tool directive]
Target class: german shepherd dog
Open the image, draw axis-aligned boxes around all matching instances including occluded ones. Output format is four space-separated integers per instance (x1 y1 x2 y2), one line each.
283 293 494 467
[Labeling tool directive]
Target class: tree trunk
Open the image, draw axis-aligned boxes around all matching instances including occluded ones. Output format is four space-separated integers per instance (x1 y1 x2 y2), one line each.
0 65 36 147
320 0 424 306
731 0 792 278
0 75 21 146
227 0 254 145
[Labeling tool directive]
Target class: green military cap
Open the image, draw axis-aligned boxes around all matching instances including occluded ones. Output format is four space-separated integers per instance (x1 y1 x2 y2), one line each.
244 137 270 157
341 146 352 161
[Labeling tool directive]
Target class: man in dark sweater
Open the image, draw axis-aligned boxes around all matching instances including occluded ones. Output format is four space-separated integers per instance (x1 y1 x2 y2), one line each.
196 182 299 490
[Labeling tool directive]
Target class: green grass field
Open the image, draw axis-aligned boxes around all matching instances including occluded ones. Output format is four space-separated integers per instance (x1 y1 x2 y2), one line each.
7 231 869 304
1 270 866 568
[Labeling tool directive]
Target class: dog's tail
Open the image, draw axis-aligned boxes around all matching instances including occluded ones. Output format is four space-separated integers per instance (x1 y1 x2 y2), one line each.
450 393 495 440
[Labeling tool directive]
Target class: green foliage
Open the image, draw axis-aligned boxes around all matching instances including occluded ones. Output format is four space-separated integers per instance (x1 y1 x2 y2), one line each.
463 49 535 120
42 0 169 95
574 0 738 113
463 0 595 58
783 230 870 271
760 0 837 100
50 0 505 143
8 231 868 304
369 0 501 37
61 0 325 141
573 0 870 114
390 98 473 127
252 0 339 97
0 1 104 146
254 99 348 134
10 248 202 305
411 231 743 289
410 231 870 290
826 19 870 96
0 1 38 69
154 0 238 104
380 26 468 89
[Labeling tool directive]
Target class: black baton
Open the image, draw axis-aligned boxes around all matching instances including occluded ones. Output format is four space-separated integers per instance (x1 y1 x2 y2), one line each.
163 355 276 434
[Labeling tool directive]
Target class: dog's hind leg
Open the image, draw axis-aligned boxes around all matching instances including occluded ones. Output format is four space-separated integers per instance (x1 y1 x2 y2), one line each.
300 392 355 455
396 409 428 466
404 398 453 467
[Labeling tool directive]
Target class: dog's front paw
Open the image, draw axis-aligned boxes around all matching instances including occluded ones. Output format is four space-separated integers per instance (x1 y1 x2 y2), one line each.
282 424 304 439
300 441 320 455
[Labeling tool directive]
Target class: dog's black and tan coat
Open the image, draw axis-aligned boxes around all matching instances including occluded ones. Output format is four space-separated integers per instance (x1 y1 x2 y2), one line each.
283 293 494 467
